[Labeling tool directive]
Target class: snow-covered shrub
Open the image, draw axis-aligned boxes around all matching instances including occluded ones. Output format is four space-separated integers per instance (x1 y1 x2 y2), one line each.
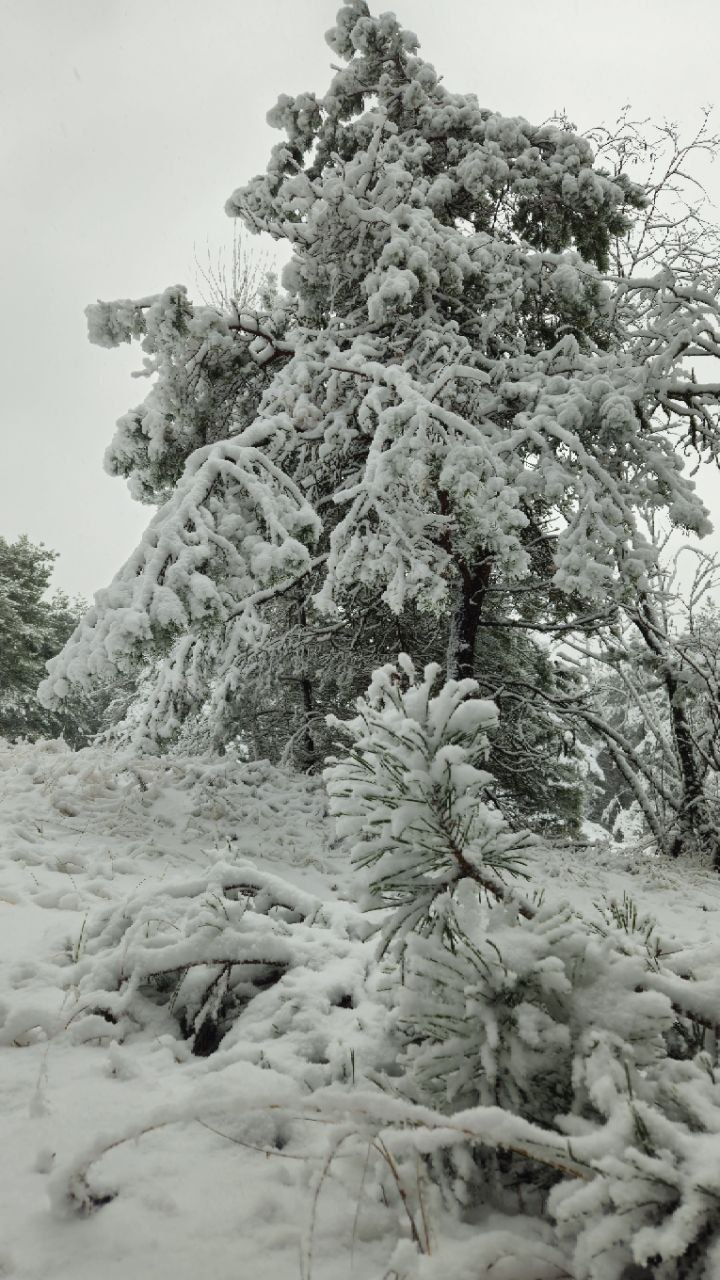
325 654 534 953
326 658 720 1279
383 1226 569 1280
61 861 365 1058
549 1045 720 1279
394 895 671 1121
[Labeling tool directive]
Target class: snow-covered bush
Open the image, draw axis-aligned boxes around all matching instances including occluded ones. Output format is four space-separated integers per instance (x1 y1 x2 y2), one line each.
326 658 720 1278
393 896 670 1121
61 861 367 1059
325 654 534 953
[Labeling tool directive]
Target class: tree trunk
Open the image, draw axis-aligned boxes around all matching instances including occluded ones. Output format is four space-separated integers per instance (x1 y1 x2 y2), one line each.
633 603 720 870
296 602 317 770
663 666 719 865
446 555 493 681
299 673 316 764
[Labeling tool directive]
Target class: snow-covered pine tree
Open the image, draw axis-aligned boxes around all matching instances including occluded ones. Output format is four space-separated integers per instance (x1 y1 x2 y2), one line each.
324 652 535 951
0 535 108 746
41 4 720 819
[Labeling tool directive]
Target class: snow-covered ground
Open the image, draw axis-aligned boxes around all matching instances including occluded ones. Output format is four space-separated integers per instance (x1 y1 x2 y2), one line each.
1 737 720 1279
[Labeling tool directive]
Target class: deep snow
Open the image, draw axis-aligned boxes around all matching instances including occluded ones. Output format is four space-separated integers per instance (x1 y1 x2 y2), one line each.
1 736 720 1279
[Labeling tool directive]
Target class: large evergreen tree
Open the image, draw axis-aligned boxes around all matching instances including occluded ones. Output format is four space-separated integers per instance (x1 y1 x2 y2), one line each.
40 3 720 846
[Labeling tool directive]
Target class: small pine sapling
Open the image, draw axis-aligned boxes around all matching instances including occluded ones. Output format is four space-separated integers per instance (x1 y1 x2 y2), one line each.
324 654 534 954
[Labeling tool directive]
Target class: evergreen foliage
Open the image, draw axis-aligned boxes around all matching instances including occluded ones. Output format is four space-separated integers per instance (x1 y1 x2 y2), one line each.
325 654 534 950
61 860 367 1060
327 657 720 1278
39 2 720 834
0 535 101 745
471 625 583 835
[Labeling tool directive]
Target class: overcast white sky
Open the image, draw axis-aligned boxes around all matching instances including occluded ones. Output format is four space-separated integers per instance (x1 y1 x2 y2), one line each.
3 0 720 599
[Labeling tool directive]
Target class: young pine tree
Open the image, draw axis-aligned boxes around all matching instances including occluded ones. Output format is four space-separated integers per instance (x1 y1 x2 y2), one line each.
326 657 720 1280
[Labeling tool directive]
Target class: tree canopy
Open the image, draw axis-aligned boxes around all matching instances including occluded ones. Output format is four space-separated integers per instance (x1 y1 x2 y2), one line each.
39 1 720 849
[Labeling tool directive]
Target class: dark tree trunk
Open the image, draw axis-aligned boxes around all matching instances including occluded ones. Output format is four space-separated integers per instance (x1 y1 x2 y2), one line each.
633 603 720 870
295 602 317 769
299 673 316 762
447 555 493 681
663 667 718 866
